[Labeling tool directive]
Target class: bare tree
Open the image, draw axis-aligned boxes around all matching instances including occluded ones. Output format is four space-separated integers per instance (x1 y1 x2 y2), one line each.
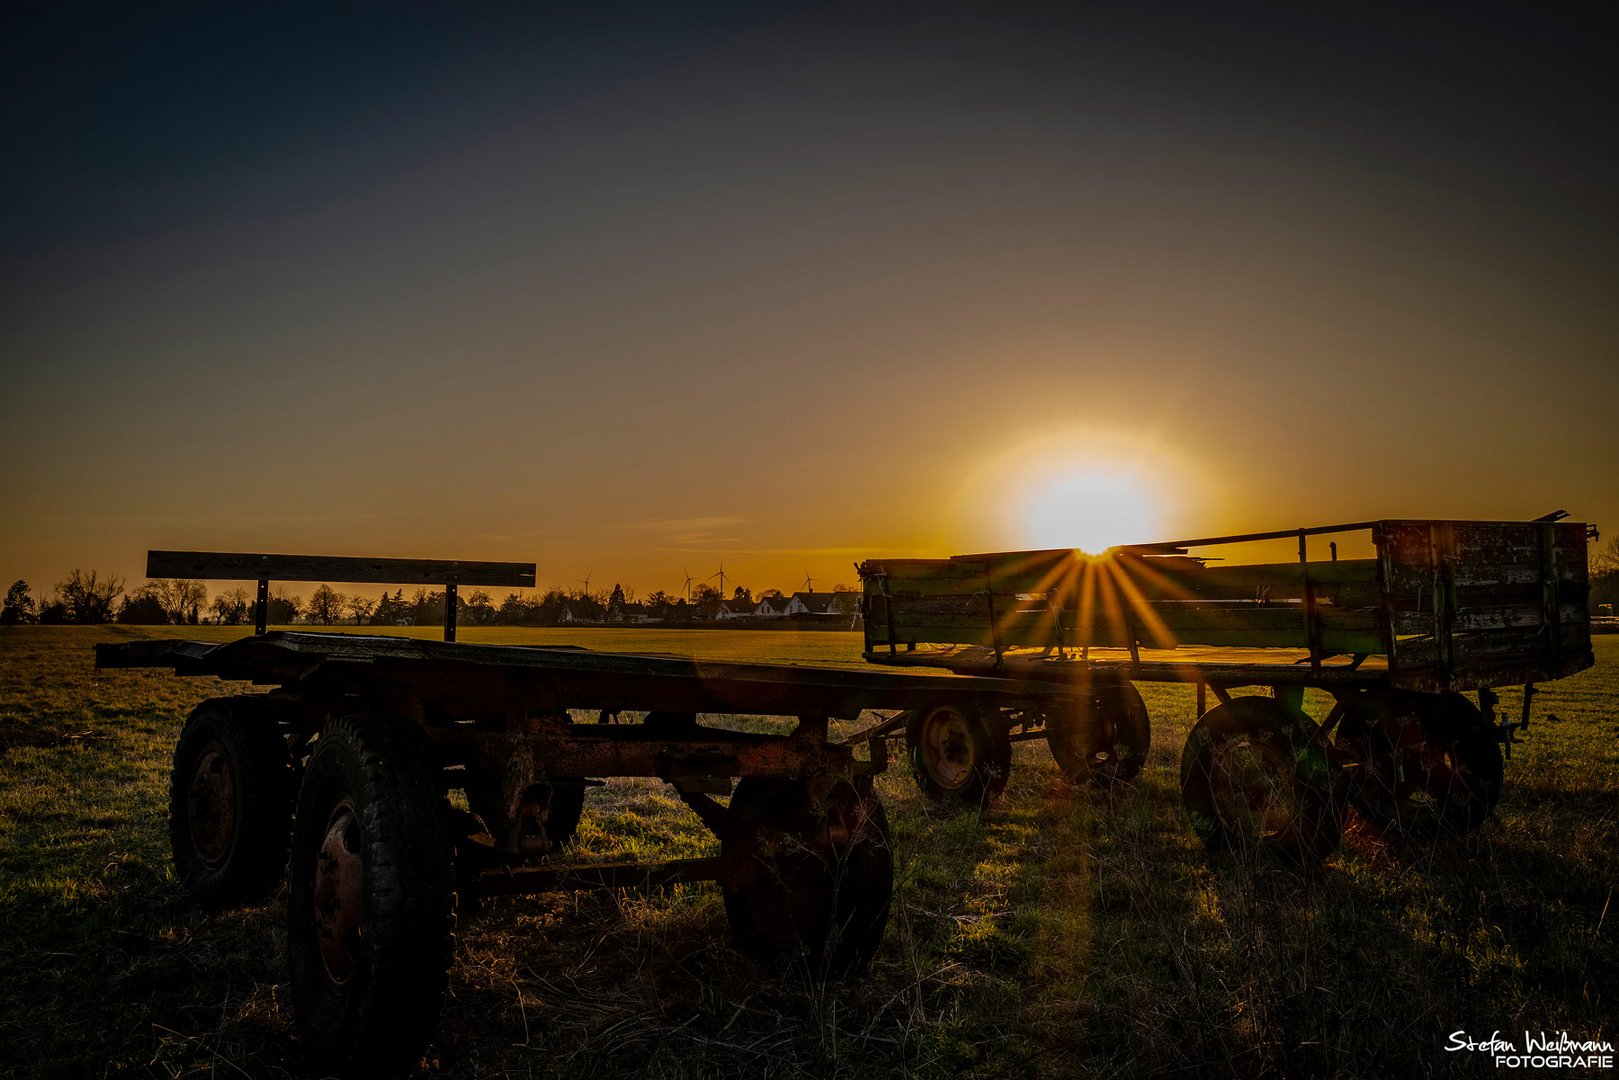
1592 534 1619 612
1592 534 1619 577
267 588 301 624
55 569 124 624
150 578 207 624
464 589 495 626
306 584 344 625
211 586 252 625
346 593 376 625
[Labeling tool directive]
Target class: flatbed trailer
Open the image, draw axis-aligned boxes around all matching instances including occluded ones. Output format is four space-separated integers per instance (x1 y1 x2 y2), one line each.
96 624 1074 1077
93 519 1595 1075
857 516 1595 857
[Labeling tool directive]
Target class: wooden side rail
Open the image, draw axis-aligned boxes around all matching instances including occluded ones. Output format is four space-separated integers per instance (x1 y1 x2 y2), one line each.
146 550 537 641
859 517 1594 688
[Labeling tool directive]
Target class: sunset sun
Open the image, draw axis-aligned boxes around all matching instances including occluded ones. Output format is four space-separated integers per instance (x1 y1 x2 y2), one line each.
1023 470 1160 554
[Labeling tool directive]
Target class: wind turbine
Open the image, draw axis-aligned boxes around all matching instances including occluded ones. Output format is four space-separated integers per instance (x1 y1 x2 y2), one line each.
681 569 693 600
802 571 815 593
579 571 592 598
709 560 728 598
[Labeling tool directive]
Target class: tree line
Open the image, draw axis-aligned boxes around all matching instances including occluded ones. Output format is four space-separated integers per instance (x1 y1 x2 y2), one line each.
0 573 861 627
5 542 1617 627
1593 535 1619 614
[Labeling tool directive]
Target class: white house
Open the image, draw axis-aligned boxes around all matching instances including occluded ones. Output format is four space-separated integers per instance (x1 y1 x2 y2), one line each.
786 592 846 616
753 595 792 618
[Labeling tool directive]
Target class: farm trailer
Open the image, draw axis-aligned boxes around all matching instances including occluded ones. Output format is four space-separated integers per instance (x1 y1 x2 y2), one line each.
94 551 1080 1078
856 515 1596 860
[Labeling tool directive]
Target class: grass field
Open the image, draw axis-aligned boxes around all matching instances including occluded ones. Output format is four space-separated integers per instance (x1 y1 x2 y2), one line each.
1 625 1614 1078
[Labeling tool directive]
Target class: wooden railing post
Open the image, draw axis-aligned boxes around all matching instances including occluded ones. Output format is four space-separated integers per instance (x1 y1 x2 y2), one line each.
444 583 458 642
255 579 269 635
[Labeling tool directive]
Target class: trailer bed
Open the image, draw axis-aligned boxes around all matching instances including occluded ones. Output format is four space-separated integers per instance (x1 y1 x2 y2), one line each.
859 517 1595 693
96 630 1073 719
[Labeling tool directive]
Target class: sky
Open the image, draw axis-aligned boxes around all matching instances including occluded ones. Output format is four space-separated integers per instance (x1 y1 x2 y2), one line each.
3 1 1615 601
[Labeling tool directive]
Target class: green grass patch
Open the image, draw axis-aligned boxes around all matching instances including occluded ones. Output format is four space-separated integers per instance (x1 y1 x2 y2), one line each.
1 625 1614 1077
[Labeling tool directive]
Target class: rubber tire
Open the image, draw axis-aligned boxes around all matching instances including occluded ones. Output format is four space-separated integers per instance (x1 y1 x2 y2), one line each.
722 778 893 980
287 714 455 1079
1046 681 1151 785
1181 696 1344 863
1334 691 1503 835
905 702 1013 806
169 696 294 907
545 781 586 849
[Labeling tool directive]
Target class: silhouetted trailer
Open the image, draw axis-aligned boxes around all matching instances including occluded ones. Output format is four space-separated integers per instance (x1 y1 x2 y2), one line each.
858 515 1595 859
96 549 1078 1078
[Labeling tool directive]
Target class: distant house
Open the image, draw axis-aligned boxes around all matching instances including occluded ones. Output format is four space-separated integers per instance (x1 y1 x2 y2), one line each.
785 592 841 616
647 601 690 623
610 602 656 624
754 595 791 619
716 598 757 621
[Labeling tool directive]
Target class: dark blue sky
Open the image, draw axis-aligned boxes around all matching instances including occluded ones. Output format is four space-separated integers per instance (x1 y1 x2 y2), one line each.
4 2 1615 592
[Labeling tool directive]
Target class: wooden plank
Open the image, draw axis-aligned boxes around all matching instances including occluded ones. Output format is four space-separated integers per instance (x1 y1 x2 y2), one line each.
146 550 536 587
876 610 1382 653
863 559 986 581
1453 632 1556 664
1393 600 1586 634
1126 579 1384 606
1195 559 1378 588
1391 613 1438 634
877 578 1002 598
1450 605 1551 632
879 614 1136 649
1387 563 1585 594
870 595 999 616
991 555 1377 598
880 595 1380 630
871 559 1382 603
1141 604 1381 634
1380 520 1590 574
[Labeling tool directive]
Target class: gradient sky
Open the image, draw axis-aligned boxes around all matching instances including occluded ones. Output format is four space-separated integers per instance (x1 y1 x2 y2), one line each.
3 2 1615 600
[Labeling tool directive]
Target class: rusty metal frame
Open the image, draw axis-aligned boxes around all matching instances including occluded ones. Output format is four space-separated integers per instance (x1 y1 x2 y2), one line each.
95 630 1077 899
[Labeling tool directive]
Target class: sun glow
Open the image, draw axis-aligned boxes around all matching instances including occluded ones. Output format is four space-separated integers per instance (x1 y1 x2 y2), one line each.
950 427 1198 556
1023 470 1160 554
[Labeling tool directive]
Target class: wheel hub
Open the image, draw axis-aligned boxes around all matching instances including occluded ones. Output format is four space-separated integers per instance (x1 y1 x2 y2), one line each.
312 799 365 984
921 710 974 789
186 742 237 868
1209 735 1297 841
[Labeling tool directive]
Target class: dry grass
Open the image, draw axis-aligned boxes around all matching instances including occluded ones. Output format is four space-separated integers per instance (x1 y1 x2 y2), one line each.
1 625 1614 1078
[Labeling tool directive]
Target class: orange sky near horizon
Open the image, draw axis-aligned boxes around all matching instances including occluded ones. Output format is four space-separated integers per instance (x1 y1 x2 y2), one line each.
2 5 1615 604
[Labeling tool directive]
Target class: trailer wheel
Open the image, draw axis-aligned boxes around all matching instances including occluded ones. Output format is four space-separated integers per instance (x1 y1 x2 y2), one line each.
169 696 294 907
905 703 1012 805
1334 691 1502 835
1181 696 1343 862
545 781 586 849
288 714 455 1078
1046 682 1151 785
722 778 893 980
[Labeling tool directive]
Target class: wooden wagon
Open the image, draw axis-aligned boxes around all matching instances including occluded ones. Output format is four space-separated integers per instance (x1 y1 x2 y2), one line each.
857 515 1594 858
95 519 1594 1074
95 551 1080 1077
